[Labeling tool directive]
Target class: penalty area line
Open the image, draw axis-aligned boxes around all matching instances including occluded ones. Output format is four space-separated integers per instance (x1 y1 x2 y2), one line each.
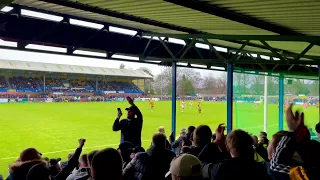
0 140 151 161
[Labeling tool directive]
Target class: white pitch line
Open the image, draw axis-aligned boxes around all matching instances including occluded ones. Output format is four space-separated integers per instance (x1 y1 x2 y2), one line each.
240 124 278 130
0 140 151 161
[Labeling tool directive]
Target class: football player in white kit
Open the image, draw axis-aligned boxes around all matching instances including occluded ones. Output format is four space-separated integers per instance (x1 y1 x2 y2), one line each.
189 100 193 108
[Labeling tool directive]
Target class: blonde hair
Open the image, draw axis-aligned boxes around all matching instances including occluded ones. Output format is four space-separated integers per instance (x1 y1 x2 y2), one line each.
158 126 165 133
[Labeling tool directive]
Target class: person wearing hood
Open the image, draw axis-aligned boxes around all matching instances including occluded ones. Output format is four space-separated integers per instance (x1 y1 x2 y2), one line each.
6 147 43 180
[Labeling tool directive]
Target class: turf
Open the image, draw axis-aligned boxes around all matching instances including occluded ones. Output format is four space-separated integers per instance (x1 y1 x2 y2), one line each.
0 101 318 177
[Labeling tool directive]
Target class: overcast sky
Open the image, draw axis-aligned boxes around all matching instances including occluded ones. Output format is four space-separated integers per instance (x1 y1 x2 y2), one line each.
0 49 223 77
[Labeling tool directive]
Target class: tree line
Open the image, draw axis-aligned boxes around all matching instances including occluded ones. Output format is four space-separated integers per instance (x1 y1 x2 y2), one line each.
119 63 319 96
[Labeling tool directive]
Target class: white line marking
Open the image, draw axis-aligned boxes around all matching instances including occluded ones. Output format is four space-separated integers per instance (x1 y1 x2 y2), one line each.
239 124 278 130
0 140 151 161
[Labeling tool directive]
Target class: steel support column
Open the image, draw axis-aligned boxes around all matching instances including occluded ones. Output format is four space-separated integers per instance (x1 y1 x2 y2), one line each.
227 63 233 133
279 74 284 130
43 73 46 93
171 62 177 141
95 77 99 92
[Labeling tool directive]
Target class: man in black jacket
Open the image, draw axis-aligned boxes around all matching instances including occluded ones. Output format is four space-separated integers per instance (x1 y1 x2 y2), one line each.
112 97 143 147
202 127 270 180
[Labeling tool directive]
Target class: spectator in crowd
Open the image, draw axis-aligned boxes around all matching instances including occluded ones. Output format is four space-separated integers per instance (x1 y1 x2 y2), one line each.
170 128 187 155
0 76 7 88
83 150 99 180
190 125 212 156
316 122 320 139
26 163 51 180
166 154 202 180
268 104 320 180
123 133 176 180
7 139 85 180
7 148 43 180
180 146 191 155
186 126 196 141
49 157 62 176
212 133 216 142
91 148 123 180
66 154 90 180
53 139 86 180
252 135 266 163
113 97 143 147
158 126 171 149
259 131 269 148
60 153 74 169
202 127 270 180
198 124 230 164
118 141 135 168
158 126 165 134
130 146 145 159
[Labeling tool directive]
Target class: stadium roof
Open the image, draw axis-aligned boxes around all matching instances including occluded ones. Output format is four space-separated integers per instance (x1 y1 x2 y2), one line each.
0 59 153 79
0 0 319 77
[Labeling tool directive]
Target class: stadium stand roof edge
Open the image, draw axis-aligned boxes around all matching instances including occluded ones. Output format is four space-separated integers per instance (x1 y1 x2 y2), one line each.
0 59 153 79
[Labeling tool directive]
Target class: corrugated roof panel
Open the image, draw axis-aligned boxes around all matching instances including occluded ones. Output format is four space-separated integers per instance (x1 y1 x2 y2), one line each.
0 59 153 78
74 0 275 35
14 0 184 34
210 0 320 35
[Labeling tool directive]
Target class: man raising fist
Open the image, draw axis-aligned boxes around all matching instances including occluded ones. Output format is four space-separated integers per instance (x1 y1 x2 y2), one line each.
112 97 143 146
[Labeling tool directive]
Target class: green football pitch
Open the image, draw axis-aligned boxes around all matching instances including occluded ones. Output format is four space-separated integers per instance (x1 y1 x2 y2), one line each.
0 101 318 177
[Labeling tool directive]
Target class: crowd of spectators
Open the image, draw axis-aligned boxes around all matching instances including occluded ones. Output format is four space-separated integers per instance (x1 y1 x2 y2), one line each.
108 81 142 93
0 76 8 88
0 76 143 94
39 78 62 87
9 76 38 90
69 80 90 88
3 100 320 180
0 94 28 98
97 81 115 91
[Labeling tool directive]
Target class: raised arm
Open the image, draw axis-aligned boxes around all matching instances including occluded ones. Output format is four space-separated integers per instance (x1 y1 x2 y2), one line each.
132 104 142 121
113 118 125 131
127 96 143 122
55 139 86 180
112 108 124 131
270 104 305 177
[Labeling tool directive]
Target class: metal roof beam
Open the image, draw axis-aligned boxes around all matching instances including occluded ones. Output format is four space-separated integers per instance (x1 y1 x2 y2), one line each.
33 1 286 55
158 37 176 59
0 45 314 66
70 26 107 53
294 43 315 61
179 39 195 59
165 0 301 35
260 41 287 62
12 4 295 58
143 33 320 43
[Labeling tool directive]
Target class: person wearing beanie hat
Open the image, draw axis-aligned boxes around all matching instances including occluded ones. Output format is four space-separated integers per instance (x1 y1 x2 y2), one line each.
166 154 202 180
26 163 51 180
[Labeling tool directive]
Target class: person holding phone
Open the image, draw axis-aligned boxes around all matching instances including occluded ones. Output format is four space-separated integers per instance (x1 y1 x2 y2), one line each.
112 97 143 146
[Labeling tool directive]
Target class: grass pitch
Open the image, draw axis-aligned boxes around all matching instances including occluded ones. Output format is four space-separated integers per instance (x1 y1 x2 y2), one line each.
0 101 318 177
